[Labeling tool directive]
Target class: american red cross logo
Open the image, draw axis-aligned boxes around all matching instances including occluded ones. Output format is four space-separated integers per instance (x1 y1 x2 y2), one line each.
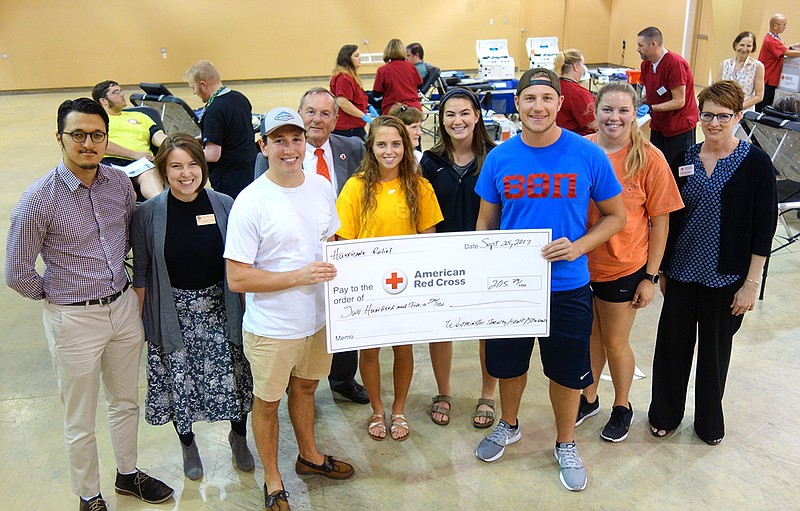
382 269 407 294
386 272 404 289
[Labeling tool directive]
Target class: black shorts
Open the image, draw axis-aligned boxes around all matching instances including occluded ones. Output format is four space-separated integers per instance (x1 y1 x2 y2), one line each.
590 265 646 303
484 285 593 389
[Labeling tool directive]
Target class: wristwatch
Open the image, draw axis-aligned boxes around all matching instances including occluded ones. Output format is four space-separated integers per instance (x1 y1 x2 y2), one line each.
643 272 659 284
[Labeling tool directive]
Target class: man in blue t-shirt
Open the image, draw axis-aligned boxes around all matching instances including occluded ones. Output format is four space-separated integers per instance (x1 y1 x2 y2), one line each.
473 68 625 491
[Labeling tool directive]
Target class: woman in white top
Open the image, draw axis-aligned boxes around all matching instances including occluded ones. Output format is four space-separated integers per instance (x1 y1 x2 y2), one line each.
718 31 765 111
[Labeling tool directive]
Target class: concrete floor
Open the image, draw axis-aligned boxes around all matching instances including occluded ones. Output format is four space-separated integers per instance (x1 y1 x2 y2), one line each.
1 81 799 510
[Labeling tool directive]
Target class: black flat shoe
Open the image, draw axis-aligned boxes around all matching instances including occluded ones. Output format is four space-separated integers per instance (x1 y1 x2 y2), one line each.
330 380 369 404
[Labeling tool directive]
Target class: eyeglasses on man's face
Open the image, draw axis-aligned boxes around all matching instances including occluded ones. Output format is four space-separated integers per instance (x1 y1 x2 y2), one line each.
61 131 108 144
302 108 334 121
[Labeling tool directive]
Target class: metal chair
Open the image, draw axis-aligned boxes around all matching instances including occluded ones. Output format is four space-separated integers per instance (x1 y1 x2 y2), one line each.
419 64 441 97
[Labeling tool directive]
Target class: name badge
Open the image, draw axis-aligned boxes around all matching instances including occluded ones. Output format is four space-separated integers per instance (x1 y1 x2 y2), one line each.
678 164 695 177
196 214 216 226
656 86 668 96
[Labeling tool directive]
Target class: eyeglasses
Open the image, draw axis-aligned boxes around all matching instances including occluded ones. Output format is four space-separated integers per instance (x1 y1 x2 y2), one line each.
106 89 125 97
302 108 333 121
699 112 736 123
61 131 108 143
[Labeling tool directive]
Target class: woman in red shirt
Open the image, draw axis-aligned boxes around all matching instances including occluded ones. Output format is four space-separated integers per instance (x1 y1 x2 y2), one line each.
555 49 596 136
373 39 422 113
330 44 371 140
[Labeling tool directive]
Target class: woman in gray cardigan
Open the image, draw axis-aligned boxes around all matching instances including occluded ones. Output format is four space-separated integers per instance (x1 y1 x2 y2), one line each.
131 134 253 480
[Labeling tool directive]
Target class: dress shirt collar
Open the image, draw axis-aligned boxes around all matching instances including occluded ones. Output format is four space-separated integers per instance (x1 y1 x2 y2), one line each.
56 161 110 191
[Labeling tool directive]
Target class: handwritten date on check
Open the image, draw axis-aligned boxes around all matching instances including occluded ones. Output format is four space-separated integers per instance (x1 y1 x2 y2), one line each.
323 230 551 352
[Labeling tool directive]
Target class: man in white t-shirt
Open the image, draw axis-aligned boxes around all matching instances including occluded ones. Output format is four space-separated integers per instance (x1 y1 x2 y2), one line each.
225 107 354 511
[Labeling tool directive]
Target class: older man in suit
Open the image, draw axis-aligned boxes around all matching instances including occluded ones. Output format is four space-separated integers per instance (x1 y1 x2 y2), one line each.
255 88 364 194
298 88 365 195
294 87 368 403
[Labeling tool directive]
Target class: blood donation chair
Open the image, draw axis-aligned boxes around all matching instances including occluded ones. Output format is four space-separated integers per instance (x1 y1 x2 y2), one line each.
129 83 202 138
740 107 800 298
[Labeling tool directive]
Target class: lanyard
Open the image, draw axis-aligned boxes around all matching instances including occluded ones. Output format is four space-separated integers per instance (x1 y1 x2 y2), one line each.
206 86 229 108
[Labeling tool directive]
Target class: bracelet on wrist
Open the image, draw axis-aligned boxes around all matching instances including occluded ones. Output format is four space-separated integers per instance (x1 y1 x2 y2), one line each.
745 278 761 286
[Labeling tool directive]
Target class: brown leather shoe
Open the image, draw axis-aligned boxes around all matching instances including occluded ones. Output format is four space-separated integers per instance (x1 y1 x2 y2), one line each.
264 483 291 511
79 494 108 511
295 454 355 480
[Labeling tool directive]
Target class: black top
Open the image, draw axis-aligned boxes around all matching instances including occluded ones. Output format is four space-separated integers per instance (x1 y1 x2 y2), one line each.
164 189 225 289
421 147 491 232
201 89 257 199
663 143 778 278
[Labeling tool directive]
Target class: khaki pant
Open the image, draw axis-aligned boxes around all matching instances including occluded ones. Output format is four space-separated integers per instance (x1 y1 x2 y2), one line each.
43 289 144 497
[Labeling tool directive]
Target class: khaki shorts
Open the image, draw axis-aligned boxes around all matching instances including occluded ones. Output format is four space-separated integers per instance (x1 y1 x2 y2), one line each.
243 327 332 402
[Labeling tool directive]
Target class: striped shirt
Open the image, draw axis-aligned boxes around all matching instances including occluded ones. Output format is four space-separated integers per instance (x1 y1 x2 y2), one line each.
5 162 135 304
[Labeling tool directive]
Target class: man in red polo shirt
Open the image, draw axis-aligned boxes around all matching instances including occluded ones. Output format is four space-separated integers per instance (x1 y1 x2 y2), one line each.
637 26 699 165
756 13 800 112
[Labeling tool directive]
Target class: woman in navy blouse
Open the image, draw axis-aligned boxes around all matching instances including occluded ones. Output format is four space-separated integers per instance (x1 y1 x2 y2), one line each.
647 81 777 445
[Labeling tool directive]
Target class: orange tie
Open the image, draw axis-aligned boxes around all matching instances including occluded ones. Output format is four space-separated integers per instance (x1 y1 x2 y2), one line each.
314 148 331 181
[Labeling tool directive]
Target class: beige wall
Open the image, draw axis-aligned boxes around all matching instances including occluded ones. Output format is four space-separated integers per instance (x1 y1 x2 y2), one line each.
564 0 612 64
1 0 799 92
704 0 745 85
0 0 528 91
607 0 691 69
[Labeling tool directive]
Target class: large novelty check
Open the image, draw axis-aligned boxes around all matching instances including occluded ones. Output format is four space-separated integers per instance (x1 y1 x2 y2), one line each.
323 230 551 353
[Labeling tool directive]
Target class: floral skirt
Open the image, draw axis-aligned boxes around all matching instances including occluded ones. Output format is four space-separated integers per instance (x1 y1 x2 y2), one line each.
145 282 253 434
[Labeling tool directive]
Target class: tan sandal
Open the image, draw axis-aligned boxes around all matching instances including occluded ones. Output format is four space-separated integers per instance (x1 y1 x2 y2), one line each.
472 398 496 429
429 394 452 426
390 413 410 442
367 412 386 441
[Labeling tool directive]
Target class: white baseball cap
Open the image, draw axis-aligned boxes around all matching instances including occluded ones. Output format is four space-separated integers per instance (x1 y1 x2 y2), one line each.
260 107 306 136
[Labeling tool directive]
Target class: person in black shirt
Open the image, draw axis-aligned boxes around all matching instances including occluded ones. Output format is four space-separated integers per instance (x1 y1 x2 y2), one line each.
131 134 254 481
186 60 257 198
420 88 499 429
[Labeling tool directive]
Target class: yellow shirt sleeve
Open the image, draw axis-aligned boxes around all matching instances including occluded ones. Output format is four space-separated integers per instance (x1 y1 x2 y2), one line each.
336 177 363 240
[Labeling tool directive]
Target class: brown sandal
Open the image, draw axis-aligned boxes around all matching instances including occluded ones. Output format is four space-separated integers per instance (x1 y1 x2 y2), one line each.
390 413 410 442
367 412 386 441
429 394 452 426
472 398 496 429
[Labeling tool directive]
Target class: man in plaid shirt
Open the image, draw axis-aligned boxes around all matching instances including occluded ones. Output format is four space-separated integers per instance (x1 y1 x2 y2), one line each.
5 98 173 511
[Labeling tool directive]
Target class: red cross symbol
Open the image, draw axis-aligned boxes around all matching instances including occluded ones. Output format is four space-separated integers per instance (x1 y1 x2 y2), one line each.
385 272 404 290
